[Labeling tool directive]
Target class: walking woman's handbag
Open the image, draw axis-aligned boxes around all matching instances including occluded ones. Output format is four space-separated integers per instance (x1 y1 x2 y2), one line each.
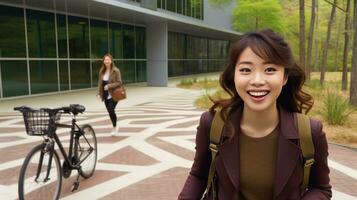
202 108 315 200
112 85 126 101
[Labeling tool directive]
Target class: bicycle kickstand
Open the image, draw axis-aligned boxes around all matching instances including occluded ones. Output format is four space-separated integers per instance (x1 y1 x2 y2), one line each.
71 169 81 192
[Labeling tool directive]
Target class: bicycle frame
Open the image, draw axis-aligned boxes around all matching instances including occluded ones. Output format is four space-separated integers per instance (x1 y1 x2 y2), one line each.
45 115 94 171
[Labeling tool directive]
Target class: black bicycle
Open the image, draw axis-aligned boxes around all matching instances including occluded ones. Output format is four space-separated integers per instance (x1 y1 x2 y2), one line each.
14 104 97 200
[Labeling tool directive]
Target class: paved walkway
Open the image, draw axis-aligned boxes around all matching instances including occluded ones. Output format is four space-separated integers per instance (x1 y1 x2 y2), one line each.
0 75 356 199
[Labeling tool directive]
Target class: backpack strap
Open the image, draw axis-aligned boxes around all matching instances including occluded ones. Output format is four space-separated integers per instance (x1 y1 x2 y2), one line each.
295 113 315 191
202 108 225 200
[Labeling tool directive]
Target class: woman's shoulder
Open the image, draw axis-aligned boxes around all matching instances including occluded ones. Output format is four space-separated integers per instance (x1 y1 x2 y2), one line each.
200 110 214 123
198 110 216 129
308 117 325 138
113 66 120 72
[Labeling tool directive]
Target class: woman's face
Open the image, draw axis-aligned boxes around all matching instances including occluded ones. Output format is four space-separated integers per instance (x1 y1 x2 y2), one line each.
234 47 287 113
104 56 112 68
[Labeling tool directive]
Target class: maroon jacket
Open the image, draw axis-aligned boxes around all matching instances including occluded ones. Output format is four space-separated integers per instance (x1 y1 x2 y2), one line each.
178 106 332 200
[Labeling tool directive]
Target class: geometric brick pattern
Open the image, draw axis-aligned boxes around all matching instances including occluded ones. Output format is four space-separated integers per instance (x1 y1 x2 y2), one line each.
0 89 356 199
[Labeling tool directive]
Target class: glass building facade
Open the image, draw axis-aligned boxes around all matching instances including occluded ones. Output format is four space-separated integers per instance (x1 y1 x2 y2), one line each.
131 0 203 20
168 32 229 77
0 1 231 99
0 4 147 98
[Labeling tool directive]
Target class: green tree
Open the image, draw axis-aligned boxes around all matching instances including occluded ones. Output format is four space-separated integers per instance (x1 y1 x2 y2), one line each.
232 0 285 33
209 0 232 5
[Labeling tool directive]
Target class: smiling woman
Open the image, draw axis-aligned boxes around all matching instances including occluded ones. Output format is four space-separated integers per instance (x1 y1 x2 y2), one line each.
178 29 332 200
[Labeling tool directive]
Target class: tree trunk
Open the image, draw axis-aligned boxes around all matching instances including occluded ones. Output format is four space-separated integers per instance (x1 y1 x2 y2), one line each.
350 0 357 105
313 1 320 72
299 0 306 72
333 14 342 72
320 0 337 86
306 0 316 81
342 0 351 90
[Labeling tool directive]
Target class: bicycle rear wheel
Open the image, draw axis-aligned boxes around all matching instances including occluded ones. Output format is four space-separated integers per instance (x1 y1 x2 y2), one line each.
18 143 62 200
76 124 97 178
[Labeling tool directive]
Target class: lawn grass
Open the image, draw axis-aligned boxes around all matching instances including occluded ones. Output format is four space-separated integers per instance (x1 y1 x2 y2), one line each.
177 72 357 148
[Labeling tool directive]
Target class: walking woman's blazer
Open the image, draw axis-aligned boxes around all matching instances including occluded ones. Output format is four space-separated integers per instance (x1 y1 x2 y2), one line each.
178 106 332 200
97 66 122 101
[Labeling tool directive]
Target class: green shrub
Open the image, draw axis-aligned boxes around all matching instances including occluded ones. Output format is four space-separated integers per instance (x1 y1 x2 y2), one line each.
179 79 193 86
305 79 323 90
322 91 352 125
195 89 229 109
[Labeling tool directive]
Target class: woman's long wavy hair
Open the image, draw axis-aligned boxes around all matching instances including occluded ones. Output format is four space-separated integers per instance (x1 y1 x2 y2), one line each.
99 53 117 76
212 29 313 135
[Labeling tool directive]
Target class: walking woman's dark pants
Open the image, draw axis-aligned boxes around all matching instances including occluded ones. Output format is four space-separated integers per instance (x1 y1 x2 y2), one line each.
104 98 118 127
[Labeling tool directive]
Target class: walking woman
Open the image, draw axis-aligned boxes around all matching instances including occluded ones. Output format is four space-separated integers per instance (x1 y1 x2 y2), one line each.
178 29 331 199
97 54 122 136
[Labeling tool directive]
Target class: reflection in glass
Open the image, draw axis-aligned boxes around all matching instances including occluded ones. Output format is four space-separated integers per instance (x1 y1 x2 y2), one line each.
177 0 183 14
30 60 58 94
1 61 28 97
59 61 69 91
168 31 229 77
26 9 56 58
0 5 26 58
117 60 135 83
57 14 68 58
90 19 108 58
70 60 91 89
109 22 123 59
92 60 102 87
136 61 147 82
123 25 135 58
167 0 176 12
135 27 146 59
68 16 89 58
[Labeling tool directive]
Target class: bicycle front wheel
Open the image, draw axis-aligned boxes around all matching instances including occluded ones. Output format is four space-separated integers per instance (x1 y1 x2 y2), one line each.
76 124 97 178
18 143 62 200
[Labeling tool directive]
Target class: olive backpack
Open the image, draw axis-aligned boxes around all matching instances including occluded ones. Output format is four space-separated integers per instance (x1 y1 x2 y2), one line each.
202 108 315 200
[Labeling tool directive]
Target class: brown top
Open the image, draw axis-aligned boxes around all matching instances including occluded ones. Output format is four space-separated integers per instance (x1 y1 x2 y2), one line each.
239 126 279 200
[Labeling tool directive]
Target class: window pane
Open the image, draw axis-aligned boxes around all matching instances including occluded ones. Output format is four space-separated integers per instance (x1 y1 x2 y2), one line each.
162 0 166 9
70 60 91 89
90 19 108 58
195 0 201 19
26 9 56 58
92 60 102 87
117 60 135 83
186 35 195 59
186 0 192 17
135 26 146 59
59 61 69 91
1 61 28 97
68 16 89 58
109 22 123 59
0 5 26 58
136 61 146 82
168 31 228 77
167 0 176 12
200 38 208 59
30 60 58 94
168 60 183 77
168 32 184 59
177 0 182 14
157 0 162 8
57 14 68 58
123 25 135 58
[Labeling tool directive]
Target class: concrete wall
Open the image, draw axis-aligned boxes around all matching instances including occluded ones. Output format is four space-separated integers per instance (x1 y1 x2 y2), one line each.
146 22 168 86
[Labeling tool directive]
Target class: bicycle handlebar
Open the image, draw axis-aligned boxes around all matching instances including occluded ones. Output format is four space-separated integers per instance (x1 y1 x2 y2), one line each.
14 104 86 115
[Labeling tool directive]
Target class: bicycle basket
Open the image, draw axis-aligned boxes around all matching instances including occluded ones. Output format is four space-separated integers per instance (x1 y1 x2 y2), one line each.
22 109 61 136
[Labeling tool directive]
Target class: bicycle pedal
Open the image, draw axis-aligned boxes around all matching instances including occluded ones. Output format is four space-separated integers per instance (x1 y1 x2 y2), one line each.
71 182 79 192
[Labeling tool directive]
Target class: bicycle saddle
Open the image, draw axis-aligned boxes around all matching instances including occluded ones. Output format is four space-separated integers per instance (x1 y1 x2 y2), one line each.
70 104 85 115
